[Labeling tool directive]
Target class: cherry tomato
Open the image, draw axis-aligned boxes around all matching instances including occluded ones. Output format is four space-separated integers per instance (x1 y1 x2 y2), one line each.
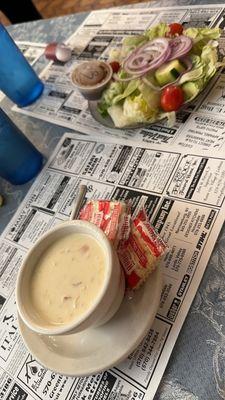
169 23 183 36
109 61 120 73
160 85 184 112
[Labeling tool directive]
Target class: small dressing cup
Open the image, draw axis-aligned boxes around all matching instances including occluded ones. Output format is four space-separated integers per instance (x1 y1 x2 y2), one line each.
71 60 113 100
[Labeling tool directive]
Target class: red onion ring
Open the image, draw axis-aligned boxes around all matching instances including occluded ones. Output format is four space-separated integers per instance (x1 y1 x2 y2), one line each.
168 35 193 61
122 38 171 75
126 54 151 70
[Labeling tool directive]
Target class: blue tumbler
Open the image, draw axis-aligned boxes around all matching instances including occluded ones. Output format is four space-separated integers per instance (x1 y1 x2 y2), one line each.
0 24 44 107
0 108 43 185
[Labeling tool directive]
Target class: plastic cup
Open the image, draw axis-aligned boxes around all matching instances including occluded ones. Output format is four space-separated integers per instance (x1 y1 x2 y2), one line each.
0 24 44 107
0 108 43 185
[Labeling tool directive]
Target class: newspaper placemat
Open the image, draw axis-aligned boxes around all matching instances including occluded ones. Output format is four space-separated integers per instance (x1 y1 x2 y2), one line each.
11 4 225 153
17 41 46 66
0 130 225 399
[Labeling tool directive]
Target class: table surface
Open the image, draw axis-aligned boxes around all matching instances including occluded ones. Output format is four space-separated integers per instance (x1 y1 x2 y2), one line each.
1 1 225 399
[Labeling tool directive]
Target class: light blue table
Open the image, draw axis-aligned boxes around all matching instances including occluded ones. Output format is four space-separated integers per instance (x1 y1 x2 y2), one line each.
1 1 225 399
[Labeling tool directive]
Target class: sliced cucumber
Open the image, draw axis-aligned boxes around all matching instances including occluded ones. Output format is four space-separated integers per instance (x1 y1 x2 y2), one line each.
170 68 180 79
155 59 185 87
182 81 199 101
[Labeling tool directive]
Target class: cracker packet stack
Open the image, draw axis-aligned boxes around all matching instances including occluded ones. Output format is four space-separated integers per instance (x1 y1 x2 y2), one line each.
118 208 167 290
79 200 167 289
79 199 131 247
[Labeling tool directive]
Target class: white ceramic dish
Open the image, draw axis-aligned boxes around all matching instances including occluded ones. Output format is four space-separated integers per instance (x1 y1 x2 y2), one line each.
16 220 124 336
18 267 162 377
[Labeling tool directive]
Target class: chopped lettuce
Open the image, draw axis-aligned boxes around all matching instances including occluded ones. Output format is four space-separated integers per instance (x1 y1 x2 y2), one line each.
180 43 222 101
112 79 140 104
184 26 221 54
201 43 218 68
179 57 205 84
100 76 162 126
122 35 147 51
144 23 169 40
123 94 157 122
139 81 161 110
184 27 221 41
108 48 123 62
155 111 176 128
102 81 125 105
123 35 147 47
180 66 204 84
108 94 158 128
107 105 134 128
98 80 126 115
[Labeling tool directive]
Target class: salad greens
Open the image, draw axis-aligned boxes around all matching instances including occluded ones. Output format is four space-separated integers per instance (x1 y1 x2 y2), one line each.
98 23 224 128
144 22 169 41
184 26 221 53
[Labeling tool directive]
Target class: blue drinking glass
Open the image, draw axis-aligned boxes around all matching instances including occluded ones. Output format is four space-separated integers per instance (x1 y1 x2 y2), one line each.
0 24 44 107
0 108 43 185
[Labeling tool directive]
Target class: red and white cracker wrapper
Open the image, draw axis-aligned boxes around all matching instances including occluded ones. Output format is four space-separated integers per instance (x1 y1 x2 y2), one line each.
79 200 131 246
118 209 167 289
79 200 167 290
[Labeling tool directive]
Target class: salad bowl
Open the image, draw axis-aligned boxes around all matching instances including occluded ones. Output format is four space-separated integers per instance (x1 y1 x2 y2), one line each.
88 22 224 129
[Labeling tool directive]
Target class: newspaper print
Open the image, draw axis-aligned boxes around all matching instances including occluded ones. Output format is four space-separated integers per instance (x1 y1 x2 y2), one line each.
12 4 225 152
1 129 225 400
18 42 46 67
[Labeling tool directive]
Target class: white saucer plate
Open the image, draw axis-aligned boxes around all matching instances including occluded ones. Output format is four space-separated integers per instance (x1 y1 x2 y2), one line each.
18 267 162 377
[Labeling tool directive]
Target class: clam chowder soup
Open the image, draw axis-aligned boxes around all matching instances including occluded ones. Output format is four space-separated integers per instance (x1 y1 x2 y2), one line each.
30 233 106 326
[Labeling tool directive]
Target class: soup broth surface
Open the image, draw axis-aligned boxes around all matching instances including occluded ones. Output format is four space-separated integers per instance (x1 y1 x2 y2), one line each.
30 232 106 326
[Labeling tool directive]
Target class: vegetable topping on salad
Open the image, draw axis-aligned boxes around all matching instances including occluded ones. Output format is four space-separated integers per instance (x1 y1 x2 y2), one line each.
98 23 223 128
